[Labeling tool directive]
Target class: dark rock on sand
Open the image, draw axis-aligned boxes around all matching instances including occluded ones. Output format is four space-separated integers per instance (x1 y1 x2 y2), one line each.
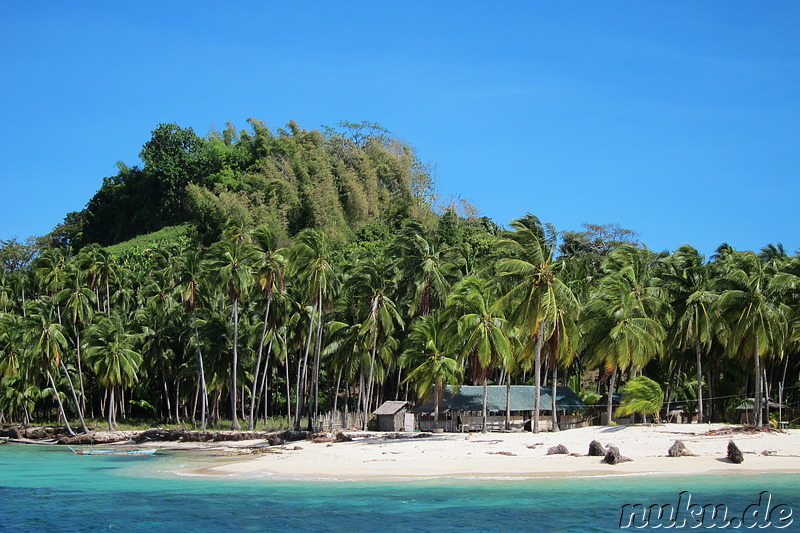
667 440 694 457
603 445 632 465
587 440 607 456
727 440 744 464
546 444 570 455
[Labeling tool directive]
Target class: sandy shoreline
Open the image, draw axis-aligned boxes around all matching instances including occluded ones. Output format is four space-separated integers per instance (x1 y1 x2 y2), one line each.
169 424 800 481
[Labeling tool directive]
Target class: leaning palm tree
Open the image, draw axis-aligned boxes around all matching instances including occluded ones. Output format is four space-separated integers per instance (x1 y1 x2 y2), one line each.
714 251 796 426
400 313 462 431
617 376 664 422
55 265 96 415
22 299 84 435
498 214 577 433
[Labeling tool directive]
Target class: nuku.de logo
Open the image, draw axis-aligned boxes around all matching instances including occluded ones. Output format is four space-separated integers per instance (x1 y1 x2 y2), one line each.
619 491 793 529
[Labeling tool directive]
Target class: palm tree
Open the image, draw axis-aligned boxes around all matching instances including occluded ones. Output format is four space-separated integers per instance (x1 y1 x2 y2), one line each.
350 253 404 428
391 220 457 318
714 251 797 425
22 299 83 435
86 315 142 430
400 313 462 430
446 275 509 432
248 226 287 430
55 265 96 415
582 246 668 425
208 227 255 429
289 229 336 430
174 249 210 430
657 245 717 422
498 214 576 433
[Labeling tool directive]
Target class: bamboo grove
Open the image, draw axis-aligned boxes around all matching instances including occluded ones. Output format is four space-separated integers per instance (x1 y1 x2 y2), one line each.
1 122 799 433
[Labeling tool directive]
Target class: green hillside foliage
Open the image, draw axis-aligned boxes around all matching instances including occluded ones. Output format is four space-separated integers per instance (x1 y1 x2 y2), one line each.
103 224 194 257
68 120 438 247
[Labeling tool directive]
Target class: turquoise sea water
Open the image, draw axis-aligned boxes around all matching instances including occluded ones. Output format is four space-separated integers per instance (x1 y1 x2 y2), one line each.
1 445 798 532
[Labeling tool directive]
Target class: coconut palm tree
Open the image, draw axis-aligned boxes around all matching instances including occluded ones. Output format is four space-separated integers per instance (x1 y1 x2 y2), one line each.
55 264 96 415
207 227 255 429
498 214 577 432
248 225 287 430
582 246 669 425
400 312 462 430
85 315 142 430
657 245 717 422
714 251 797 425
446 275 510 432
22 299 83 435
289 229 336 430
350 253 404 428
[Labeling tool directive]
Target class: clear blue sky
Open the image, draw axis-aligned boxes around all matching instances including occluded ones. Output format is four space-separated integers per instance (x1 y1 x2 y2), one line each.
2 1 798 257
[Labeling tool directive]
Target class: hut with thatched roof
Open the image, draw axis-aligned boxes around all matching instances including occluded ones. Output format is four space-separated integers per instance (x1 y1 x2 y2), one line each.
373 401 413 431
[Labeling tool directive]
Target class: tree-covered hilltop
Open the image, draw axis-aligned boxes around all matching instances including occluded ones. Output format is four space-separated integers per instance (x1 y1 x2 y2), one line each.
55 120 439 248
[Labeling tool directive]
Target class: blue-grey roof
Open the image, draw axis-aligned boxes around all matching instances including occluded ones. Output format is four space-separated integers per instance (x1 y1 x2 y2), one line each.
412 385 586 413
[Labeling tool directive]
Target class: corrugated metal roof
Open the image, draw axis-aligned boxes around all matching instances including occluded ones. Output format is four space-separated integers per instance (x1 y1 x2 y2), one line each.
412 385 586 413
374 400 409 415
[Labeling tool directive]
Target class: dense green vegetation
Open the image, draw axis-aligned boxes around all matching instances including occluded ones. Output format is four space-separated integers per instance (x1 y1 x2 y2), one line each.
1 121 798 433
50 120 439 249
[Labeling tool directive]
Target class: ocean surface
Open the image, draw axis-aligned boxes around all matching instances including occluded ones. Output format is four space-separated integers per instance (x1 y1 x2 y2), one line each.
1 445 798 532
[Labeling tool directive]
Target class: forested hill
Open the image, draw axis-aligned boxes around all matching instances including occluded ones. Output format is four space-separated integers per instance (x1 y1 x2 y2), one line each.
57 120 440 248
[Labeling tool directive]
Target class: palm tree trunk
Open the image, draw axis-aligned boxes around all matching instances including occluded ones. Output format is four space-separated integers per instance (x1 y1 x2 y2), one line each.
59 361 88 433
433 381 440 430
695 340 704 423
47 370 76 437
231 297 241 430
481 378 488 433
552 365 559 432
533 321 545 433
193 311 208 432
249 295 272 430
75 331 86 414
754 347 762 426
312 297 324 431
364 338 379 430
106 387 114 431
607 368 616 425
285 357 292 427
257 338 273 425
294 309 315 430
505 380 511 431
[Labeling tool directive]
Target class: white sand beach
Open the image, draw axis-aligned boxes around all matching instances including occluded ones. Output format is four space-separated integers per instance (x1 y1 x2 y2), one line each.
187 424 800 480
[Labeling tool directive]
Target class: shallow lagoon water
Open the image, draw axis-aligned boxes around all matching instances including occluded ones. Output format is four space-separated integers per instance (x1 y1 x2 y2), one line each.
1 445 798 532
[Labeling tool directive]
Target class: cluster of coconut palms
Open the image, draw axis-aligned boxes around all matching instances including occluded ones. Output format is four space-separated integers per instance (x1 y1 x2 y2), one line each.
0 214 798 433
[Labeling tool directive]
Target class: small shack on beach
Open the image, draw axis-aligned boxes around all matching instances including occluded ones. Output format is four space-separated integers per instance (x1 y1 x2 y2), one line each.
412 385 588 432
373 401 414 431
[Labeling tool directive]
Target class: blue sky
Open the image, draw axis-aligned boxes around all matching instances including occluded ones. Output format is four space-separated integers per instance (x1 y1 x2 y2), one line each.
1 2 798 257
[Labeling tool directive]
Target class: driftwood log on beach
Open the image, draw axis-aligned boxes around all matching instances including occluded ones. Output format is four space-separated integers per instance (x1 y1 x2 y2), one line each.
132 428 311 444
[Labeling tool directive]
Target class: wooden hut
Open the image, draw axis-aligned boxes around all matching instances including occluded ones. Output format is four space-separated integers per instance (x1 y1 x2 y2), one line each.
373 401 413 431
